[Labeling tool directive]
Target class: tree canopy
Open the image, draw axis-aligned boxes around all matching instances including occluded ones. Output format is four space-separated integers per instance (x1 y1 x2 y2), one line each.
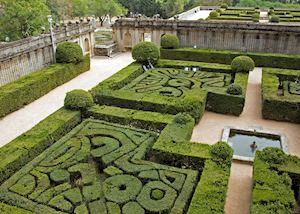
0 0 50 41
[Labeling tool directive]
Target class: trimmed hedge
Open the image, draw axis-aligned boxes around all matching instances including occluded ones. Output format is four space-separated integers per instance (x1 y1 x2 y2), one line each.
0 203 34 214
206 72 248 116
262 68 300 123
0 108 81 183
152 113 211 169
132 42 160 64
231 56 255 73
56 42 84 64
161 34 180 49
161 48 300 70
157 59 232 73
252 149 298 213
226 84 243 95
187 159 231 214
64 89 94 111
87 105 174 131
92 67 208 122
0 55 90 118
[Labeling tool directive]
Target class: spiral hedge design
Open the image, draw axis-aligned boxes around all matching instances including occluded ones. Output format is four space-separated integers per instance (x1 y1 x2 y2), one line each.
122 68 233 97
0 120 198 213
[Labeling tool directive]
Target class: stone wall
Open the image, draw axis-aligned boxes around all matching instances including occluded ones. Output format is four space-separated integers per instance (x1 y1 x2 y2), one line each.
0 23 95 86
113 18 300 54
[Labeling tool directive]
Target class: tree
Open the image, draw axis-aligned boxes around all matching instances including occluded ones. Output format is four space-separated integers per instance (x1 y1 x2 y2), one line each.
46 0 72 22
72 0 88 18
163 0 185 17
0 0 50 41
89 0 127 26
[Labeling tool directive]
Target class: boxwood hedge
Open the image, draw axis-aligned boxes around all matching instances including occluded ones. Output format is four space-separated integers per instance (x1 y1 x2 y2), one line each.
161 48 300 70
0 55 90 118
252 148 300 213
262 68 300 123
0 108 81 184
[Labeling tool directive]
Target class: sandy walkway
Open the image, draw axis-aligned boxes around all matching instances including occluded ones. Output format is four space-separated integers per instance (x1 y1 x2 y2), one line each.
0 53 134 147
192 67 300 214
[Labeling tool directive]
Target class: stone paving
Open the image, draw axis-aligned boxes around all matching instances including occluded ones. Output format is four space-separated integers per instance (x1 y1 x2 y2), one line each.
0 53 134 147
192 67 300 214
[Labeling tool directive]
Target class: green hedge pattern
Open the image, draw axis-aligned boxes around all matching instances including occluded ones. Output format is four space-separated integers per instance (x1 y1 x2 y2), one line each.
0 56 90 118
0 108 82 184
251 150 300 213
262 68 300 123
0 119 199 214
161 48 300 70
93 63 248 119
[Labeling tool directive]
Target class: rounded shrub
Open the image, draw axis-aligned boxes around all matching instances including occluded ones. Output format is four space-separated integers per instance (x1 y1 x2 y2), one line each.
56 42 84 63
270 15 280 23
216 8 222 13
226 84 243 95
210 142 233 166
173 113 194 125
64 89 93 110
132 42 160 64
258 147 287 165
161 34 180 49
252 13 260 19
209 11 219 18
231 56 255 72
220 3 228 9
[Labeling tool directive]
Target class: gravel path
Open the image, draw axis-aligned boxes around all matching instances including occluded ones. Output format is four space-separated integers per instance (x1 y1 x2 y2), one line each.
0 53 134 147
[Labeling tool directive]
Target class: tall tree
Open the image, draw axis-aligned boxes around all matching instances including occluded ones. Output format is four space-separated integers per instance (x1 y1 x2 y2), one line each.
163 0 185 17
72 0 88 18
0 0 50 41
89 0 127 26
46 0 72 22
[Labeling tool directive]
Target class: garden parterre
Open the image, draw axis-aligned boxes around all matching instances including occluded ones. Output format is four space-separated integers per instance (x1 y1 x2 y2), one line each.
0 45 300 213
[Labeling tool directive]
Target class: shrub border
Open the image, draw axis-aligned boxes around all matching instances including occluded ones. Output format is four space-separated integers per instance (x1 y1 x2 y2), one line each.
0 56 90 118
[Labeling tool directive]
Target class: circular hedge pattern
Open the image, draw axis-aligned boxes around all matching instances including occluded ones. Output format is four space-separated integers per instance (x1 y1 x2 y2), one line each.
161 34 180 49
137 181 177 212
132 42 160 64
168 79 193 88
231 56 255 73
64 89 94 110
103 175 142 204
56 42 83 64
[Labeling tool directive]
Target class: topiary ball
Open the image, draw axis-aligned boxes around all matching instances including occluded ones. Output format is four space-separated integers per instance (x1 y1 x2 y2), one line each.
64 89 93 110
231 56 255 73
226 84 243 95
252 13 260 19
56 42 84 64
132 42 160 64
209 11 219 18
220 3 228 9
270 15 280 23
161 34 180 49
210 142 233 166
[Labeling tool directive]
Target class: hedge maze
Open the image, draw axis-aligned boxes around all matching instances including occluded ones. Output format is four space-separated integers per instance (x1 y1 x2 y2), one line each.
262 68 300 123
0 120 200 213
123 68 233 97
